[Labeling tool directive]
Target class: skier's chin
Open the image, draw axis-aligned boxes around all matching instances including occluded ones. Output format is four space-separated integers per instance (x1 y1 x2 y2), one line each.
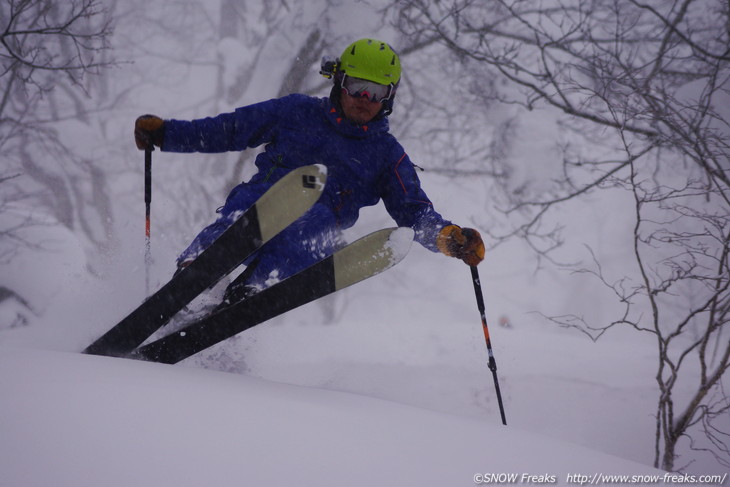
349 114 371 124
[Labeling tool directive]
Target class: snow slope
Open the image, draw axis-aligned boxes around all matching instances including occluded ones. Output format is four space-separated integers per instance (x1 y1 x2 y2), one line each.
1 215 726 484
0 345 668 487
1 1 727 478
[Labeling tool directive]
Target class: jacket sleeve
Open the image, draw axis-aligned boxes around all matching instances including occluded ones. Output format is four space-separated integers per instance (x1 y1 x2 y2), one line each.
161 97 288 153
379 150 451 252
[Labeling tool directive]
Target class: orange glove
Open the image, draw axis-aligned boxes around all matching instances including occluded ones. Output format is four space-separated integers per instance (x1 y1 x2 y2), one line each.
436 225 485 266
134 114 165 150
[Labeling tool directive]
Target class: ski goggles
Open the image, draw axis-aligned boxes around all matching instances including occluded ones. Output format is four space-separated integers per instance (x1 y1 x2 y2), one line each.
340 75 394 103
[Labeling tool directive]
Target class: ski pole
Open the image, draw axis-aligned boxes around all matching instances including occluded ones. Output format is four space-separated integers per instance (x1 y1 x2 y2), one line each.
144 146 153 295
470 265 507 425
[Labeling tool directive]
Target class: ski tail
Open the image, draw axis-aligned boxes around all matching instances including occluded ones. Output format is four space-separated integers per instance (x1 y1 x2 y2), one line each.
84 164 327 357
130 227 414 363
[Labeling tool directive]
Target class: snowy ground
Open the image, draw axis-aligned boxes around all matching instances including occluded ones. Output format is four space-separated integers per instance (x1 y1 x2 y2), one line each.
1 345 669 487
1 207 728 486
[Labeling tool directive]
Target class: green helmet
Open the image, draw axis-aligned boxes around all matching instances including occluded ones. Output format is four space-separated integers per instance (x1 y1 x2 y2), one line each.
339 38 401 86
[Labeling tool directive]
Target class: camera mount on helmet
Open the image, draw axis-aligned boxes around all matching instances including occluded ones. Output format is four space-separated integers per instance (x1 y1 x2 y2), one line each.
319 56 340 79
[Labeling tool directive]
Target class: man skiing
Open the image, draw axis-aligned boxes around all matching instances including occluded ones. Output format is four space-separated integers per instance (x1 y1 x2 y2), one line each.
134 38 484 305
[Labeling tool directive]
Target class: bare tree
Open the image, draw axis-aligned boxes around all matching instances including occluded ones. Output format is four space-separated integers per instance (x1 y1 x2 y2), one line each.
0 0 115 269
387 0 730 472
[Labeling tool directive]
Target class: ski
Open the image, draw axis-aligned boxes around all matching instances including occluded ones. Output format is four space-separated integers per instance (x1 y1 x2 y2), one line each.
84 164 327 357
129 227 414 364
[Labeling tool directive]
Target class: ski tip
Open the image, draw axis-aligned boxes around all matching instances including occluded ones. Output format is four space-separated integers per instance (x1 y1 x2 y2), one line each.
386 227 414 264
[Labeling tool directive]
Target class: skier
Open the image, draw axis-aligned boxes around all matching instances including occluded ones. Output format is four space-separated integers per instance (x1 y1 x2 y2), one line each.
133 38 484 305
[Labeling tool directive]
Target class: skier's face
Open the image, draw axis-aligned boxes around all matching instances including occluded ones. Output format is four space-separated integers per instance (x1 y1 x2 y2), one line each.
340 90 383 125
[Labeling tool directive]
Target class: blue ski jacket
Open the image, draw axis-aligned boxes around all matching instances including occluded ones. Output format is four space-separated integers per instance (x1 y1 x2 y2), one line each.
162 94 451 278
